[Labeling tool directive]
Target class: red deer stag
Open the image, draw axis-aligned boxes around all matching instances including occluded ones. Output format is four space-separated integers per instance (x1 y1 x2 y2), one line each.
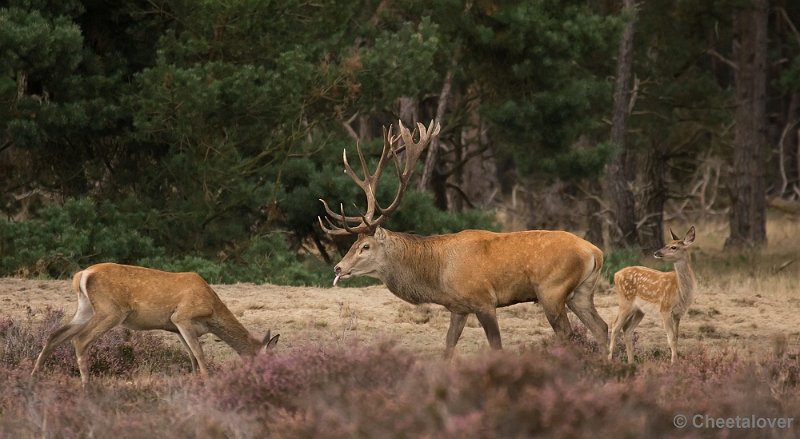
31 263 280 386
608 226 697 363
318 120 608 357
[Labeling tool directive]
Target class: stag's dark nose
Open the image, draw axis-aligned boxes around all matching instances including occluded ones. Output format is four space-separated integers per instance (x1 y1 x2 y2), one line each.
334 266 342 275
653 251 662 258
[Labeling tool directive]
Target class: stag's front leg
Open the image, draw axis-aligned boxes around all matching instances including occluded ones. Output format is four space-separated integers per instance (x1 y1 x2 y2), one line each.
444 312 468 359
475 309 502 351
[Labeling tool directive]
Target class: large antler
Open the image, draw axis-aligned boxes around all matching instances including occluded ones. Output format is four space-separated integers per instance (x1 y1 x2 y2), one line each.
318 119 441 236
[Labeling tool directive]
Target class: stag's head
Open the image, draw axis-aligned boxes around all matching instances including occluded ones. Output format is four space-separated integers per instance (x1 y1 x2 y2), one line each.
331 227 391 285
318 120 440 286
654 226 695 262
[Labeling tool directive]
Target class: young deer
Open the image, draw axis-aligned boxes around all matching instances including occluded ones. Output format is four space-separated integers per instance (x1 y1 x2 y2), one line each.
608 226 697 363
31 263 279 386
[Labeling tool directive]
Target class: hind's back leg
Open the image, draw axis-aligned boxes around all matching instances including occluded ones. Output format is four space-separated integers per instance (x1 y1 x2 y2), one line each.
31 288 95 377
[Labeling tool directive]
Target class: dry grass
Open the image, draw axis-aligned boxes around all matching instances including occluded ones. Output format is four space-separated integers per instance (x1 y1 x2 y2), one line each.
1 216 799 438
1 216 798 366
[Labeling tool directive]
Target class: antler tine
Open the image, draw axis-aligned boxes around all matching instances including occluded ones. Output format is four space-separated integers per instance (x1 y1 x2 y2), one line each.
318 215 358 236
341 146 366 190
319 198 363 226
372 119 440 220
374 124 397 181
397 120 440 182
317 202 373 235
318 119 440 235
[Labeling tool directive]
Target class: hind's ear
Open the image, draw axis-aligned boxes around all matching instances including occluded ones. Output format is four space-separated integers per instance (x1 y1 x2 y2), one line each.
264 331 279 349
669 228 680 241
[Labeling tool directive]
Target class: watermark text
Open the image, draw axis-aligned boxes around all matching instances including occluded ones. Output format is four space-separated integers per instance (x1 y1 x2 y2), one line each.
673 414 794 430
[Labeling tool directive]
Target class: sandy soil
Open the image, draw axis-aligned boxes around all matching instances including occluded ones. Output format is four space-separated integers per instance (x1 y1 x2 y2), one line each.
1 260 797 364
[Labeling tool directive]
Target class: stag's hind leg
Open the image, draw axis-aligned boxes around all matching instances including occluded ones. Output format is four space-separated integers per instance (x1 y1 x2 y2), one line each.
567 274 609 355
540 295 572 341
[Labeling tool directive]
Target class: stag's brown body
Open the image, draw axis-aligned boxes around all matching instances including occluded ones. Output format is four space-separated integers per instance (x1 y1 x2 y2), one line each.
335 227 608 357
320 120 608 357
345 229 602 311
32 263 278 385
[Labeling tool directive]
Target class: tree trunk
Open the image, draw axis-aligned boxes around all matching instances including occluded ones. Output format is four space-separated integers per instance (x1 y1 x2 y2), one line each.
605 0 638 248
781 92 799 196
584 178 605 248
419 68 454 191
725 0 768 250
637 136 668 252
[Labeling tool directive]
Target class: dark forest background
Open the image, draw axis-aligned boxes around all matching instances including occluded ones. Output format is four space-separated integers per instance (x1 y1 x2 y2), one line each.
2 0 799 284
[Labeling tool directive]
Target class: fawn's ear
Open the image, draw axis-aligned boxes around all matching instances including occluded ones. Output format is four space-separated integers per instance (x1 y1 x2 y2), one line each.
683 226 696 245
669 227 680 241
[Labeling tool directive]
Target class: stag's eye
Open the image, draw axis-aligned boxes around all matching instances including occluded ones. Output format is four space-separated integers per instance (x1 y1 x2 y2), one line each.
670 246 677 250
362 243 370 250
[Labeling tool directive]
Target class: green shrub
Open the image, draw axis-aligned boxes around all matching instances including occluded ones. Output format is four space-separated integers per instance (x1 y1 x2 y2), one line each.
0 197 163 278
602 247 675 283
0 193 497 286
602 247 642 283
136 255 226 284
386 190 499 235
224 233 331 286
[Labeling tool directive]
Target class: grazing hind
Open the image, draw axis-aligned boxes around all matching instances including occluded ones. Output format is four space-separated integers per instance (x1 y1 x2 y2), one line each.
31 263 279 386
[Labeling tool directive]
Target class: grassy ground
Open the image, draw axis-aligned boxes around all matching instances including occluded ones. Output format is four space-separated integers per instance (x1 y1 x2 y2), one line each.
0 215 798 437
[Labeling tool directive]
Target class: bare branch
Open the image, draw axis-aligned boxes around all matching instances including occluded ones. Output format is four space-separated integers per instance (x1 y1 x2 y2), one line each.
777 119 800 196
341 112 360 141
776 7 800 47
706 49 738 71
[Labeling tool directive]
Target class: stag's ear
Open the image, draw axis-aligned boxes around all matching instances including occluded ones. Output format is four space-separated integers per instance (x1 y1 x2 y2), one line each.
683 226 696 245
669 227 680 241
374 226 387 241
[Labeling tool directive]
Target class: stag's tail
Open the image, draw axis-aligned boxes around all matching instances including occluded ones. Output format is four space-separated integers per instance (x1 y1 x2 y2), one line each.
71 270 84 296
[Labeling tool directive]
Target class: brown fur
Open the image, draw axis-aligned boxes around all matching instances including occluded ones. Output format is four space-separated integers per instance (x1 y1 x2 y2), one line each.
609 227 697 363
334 227 609 357
31 263 279 386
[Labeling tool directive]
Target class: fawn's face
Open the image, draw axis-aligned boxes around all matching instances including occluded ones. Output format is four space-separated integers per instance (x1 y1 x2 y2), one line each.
654 226 696 262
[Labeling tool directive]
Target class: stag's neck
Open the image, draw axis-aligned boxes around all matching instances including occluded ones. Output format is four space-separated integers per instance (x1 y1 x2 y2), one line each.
208 305 260 356
380 232 444 305
671 258 697 316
